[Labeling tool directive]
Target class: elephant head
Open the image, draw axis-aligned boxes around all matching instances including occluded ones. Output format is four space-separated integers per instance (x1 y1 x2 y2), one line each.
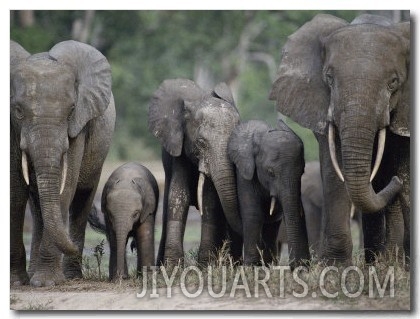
228 120 304 215
148 79 242 233
269 14 410 213
10 40 112 255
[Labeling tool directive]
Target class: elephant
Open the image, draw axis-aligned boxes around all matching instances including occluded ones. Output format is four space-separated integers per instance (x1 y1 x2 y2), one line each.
87 162 158 280
269 13 410 264
148 78 243 266
277 161 363 257
228 119 310 267
10 40 116 286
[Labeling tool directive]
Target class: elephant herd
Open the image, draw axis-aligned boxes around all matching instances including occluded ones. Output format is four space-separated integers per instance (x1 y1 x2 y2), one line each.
10 13 410 287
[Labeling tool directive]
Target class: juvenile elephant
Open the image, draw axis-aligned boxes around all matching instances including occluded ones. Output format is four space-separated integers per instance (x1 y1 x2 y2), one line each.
10 40 116 286
148 78 242 266
269 14 410 263
228 119 309 267
88 162 158 280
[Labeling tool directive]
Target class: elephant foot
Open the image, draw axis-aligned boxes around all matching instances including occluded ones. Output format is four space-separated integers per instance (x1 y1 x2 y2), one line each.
10 270 29 286
30 269 65 287
63 255 83 279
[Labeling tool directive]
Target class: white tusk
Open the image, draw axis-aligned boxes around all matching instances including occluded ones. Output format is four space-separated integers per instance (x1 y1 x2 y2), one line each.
370 128 386 182
197 172 205 216
60 153 68 195
350 203 355 219
269 197 276 216
21 151 30 186
328 123 345 182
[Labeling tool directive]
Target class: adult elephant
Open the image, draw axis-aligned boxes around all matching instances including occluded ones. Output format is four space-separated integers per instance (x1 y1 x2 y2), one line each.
10 40 116 286
148 78 242 266
269 14 410 264
228 119 309 267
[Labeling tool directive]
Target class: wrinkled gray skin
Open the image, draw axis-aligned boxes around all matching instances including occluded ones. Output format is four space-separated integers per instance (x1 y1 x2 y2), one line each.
228 119 309 267
148 79 242 266
10 40 115 286
88 162 158 280
270 14 410 264
277 161 363 256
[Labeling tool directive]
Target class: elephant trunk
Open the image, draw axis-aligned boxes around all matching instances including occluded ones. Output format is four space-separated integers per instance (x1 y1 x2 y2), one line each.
31 148 78 255
209 159 242 235
115 224 130 280
339 123 402 213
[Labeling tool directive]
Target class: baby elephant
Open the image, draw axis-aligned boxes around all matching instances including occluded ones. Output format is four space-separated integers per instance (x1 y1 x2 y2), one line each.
228 119 310 267
89 162 158 280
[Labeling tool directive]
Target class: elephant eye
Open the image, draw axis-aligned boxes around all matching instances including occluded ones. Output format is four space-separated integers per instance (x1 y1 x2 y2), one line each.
267 168 275 178
388 76 399 92
14 105 24 120
197 137 207 149
132 211 140 220
68 104 75 121
325 73 334 87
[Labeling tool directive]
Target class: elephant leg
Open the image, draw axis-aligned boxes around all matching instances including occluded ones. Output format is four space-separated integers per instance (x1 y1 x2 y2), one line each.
262 221 281 264
136 215 155 275
10 161 29 286
303 201 322 257
163 157 192 266
107 229 117 281
27 193 43 278
237 175 264 265
157 149 171 266
64 183 98 279
316 134 353 264
30 220 66 287
197 178 227 265
385 199 404 259
227 224 243 263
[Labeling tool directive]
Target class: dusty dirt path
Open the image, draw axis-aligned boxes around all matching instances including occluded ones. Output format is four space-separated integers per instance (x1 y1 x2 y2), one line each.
10 280 409 311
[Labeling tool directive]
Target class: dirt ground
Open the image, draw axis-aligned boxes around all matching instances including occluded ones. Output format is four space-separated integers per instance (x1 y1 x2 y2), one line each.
10 278 409 311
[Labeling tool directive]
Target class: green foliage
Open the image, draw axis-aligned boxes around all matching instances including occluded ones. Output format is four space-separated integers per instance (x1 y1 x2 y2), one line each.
13 10 400 162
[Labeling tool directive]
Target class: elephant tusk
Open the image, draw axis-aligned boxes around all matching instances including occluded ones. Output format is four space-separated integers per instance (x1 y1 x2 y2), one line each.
197 172 205 216
21 151 30 186
269 197 276 216
60 153 68 195
350 203 355 219
328 123 345 183
370 128 386 182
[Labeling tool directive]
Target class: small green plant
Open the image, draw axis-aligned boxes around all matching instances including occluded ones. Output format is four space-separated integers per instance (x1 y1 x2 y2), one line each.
93 239 105 279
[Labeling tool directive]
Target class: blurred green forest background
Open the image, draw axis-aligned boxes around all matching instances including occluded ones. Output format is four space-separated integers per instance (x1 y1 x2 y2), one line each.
10 10 409 162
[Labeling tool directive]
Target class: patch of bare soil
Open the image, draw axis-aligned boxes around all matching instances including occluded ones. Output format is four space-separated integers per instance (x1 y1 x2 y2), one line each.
10 279 410 311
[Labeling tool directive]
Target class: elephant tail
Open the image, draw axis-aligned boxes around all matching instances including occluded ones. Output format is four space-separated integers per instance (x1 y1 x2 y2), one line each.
87 205 107 235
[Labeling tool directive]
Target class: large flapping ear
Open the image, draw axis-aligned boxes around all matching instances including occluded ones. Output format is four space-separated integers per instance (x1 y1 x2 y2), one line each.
228 120 269 180
212 82 236 108
390 21 410 137
10 40 30 68
49 40 112 138
269 14 348 134
148 78 205 157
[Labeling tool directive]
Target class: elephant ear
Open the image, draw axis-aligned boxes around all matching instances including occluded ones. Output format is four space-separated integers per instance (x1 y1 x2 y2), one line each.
212 82 236 107
148 78 205 157
49 40 112 138
390 21 410 137
269 14 348 134
10 40 30 68
131 177 157 223
228 123 255 180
